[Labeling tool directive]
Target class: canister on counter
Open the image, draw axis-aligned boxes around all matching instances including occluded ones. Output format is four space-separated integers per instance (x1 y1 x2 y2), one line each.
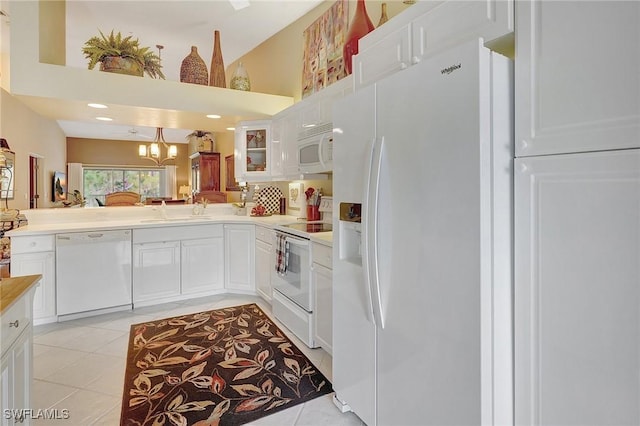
279 197 286 215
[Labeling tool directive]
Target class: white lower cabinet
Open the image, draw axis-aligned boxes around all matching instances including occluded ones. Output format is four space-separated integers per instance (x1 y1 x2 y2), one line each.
515 149 640 426
10 252 55 324
224 224 255 292
133 241 181 304
255 225 274 302
10 235 56 325
312 241 332 355
181 238 224 295
1 331 31 426
1 281 37 426
133 225 226 305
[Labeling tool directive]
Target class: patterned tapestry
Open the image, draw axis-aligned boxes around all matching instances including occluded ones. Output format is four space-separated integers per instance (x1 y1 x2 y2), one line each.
301 0 349 98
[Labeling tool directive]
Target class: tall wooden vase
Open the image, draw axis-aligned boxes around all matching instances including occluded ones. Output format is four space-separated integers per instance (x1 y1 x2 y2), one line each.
209 30 226 88
343 0 374 75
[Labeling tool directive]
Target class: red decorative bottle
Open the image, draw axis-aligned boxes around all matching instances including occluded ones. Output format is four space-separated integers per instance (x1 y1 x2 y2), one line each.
343 0 375 75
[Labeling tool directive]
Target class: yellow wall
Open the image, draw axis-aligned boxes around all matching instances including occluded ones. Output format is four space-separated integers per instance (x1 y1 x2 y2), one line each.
228 0 413 101
39 0 65 65
0 88 67 210
3 0 407 209
67 138 190 188
66 130 240 200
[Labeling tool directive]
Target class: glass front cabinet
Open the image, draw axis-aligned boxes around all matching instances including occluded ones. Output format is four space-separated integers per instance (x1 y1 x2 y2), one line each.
234 120 272 182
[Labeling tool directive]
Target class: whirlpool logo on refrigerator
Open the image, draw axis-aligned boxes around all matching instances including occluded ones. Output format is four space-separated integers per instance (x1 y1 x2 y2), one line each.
441 63 462 75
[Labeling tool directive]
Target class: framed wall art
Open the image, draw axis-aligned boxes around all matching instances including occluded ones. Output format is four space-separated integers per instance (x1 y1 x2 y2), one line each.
52 171 67 202
301 0 349 98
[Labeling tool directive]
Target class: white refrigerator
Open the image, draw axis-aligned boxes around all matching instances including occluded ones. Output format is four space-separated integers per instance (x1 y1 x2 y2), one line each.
332 39 514 426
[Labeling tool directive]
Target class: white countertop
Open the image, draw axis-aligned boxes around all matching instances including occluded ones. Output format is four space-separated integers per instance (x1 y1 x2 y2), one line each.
6 205 300 237
310 231 333 247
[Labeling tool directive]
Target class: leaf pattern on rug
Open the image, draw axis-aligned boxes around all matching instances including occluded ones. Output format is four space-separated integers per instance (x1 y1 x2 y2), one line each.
120 303 332 426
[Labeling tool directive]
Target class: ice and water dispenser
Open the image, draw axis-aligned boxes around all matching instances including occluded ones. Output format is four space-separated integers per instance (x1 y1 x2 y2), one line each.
339 202 362 264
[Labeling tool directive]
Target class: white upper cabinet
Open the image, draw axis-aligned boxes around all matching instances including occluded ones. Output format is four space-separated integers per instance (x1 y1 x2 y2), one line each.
354 0 514 90
355 24 412 90
281 105 302 179
269 115 285 181
234 120 272 182
515 0 640 157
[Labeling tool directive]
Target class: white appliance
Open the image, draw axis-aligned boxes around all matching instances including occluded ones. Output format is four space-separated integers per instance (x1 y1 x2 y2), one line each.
56 229 132 318
297 122 333 174
271 221 333 348
332 39 513 426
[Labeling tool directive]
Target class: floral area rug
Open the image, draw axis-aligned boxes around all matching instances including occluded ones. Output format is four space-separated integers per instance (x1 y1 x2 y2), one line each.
120 303 332 426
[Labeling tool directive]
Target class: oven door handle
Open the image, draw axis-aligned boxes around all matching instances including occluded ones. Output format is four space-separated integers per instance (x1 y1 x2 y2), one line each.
284 237 309 247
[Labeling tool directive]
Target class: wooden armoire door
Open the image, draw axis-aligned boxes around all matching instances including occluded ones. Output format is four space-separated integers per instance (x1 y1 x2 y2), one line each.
192 152 220 192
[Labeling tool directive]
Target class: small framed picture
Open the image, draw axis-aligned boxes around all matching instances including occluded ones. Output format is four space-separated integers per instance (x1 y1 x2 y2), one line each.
52 171 67 202
288 182 305 210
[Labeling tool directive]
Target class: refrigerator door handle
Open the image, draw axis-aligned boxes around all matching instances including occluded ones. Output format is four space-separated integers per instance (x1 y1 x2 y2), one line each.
363 136 385 329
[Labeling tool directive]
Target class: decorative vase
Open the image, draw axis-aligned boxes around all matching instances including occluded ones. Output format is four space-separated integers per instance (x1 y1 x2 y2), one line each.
180 46 208 85
230 62 251 91
343 0 375 75
100 56 143 77
378 3 389 26
209 30 226 88
199 134 216 152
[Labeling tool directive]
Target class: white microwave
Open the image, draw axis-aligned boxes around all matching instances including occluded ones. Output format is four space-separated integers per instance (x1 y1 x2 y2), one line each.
297 122 333 174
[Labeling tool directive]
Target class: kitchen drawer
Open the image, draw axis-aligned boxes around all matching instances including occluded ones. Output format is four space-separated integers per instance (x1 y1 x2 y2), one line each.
11 235 55 254
312 242 332 269
255 225 274 244
179 224 223 240
1 293 32 356
134 224 222 243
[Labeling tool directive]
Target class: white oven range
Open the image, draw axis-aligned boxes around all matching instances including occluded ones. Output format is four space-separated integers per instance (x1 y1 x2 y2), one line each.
271 221 332 348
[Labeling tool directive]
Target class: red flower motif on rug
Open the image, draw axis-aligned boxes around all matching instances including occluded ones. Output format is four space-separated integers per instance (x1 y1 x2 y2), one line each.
120 303 332 426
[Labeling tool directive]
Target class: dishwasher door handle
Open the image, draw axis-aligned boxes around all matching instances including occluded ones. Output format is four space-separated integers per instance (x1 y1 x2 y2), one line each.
87 233 104 238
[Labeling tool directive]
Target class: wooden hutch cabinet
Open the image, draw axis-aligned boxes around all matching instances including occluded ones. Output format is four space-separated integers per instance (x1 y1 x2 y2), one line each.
190 152 226 203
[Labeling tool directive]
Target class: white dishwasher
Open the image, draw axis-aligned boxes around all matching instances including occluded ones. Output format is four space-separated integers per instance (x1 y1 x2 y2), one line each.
56 229 132 318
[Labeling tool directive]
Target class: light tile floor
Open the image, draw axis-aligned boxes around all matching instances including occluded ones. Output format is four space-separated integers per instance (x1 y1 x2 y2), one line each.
32 294 365 426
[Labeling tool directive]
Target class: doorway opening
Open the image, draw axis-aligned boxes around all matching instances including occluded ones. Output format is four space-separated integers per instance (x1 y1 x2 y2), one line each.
29 155 43 208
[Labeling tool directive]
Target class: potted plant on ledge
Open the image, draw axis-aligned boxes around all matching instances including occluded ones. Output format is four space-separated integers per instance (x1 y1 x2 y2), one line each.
82 30 165 79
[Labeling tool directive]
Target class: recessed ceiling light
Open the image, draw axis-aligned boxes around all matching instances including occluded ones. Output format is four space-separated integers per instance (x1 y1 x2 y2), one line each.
88 103 108 109
95 116 113 121
226 127 235 131
206 114 221 119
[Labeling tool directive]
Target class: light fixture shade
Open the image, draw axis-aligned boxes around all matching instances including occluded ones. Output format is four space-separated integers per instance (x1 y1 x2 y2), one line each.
150 143 160 158
138 127 177 166
179 185 190 195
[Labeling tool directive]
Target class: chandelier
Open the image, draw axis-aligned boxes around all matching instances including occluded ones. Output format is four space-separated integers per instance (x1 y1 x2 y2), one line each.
138 127 178 166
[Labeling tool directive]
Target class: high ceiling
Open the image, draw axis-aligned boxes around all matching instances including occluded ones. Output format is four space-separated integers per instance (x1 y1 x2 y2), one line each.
59 0 325 143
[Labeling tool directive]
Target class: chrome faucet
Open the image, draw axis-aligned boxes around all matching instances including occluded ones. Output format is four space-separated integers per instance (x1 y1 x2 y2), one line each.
160 200 168 219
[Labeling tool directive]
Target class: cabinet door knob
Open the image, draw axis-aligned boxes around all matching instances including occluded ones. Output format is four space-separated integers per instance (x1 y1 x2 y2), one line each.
400 62 408 70
411 56 421 65
9 319 19 328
